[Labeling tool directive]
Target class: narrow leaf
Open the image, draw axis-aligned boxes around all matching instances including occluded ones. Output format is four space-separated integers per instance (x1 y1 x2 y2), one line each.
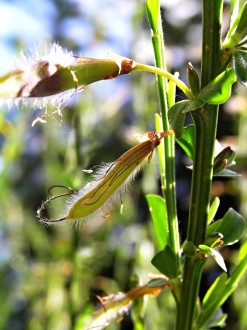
230 2 247 45
210 248 227 272
229 0 238 31
146 0 160 32
147 278 169 288
223 2 247 52
213 168 241 177
187 62 200 97
234 51 247 86
199 245 227 272
208 197 220 224
225 0 243 44
213 146 235 174
146 194 168 250
167 72 179 108
198 69 237 104
182 99 205 113
175 124 195 160
202 273 228 310
197 252 247 329
204 308 227 329
168 100 189 137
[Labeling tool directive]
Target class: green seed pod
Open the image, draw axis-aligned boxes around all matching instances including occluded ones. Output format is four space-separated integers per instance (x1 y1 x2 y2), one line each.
37 131 174 224
0 44 135 100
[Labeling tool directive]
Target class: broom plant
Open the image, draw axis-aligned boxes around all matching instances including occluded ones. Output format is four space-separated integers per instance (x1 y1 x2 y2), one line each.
0 0 246 329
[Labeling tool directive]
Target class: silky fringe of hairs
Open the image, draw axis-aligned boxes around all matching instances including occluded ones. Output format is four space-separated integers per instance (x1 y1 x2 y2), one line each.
40 160 145 226
0 43 79 113
16 43 74 69
0 90 76 111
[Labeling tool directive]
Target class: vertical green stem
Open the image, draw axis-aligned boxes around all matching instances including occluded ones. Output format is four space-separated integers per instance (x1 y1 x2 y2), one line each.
68 112 82 327
151 11 180 270
176 1 223 329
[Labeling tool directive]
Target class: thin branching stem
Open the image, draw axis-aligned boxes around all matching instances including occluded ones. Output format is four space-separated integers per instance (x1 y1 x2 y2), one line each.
147 10 181 272
133 63 194 100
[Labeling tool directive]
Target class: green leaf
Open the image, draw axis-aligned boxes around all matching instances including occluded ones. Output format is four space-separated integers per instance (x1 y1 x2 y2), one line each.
167 72 179 108
168 99 204 139
230 0 238 27
239 238 247 262
230 0 236 8
230 2 247 45
175 124 195 160
202 273 228 310
146 0 160 32
210 249 227 272
198 69 237 104
213 146 235 174
198 244 212 254
213 168 241 177
151 246 178 278
197 252 247 329
187 62 200 97
147 278 169 288
199 245 227 272
206 208 246 246
233 51 247 86
223 2 247 51
204 232 223 248
183 240 197 257
168 100 188 137
208 197 220 224
213 145 239 176
213 147 239 177
182 99 205 113
202 308 227 330
146 194 168 250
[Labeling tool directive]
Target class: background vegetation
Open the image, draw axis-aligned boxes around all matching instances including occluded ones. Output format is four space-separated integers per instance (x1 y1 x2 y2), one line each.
0 0 246 329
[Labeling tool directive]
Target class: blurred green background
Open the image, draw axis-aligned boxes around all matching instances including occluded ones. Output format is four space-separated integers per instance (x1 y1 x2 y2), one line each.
0 0 246 329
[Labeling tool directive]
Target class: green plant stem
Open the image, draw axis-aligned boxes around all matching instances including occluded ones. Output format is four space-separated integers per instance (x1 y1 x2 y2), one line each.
176 1 223 329
188 106 220 244
68 111 83 326
133 63 193 100
147 11 180 272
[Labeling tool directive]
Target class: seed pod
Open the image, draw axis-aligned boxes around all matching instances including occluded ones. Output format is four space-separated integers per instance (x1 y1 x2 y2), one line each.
37 130 174 224
0 44 135 108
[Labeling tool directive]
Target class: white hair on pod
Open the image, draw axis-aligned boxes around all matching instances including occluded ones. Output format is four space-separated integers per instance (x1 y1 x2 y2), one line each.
37 131 174 225
0 43 79 121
